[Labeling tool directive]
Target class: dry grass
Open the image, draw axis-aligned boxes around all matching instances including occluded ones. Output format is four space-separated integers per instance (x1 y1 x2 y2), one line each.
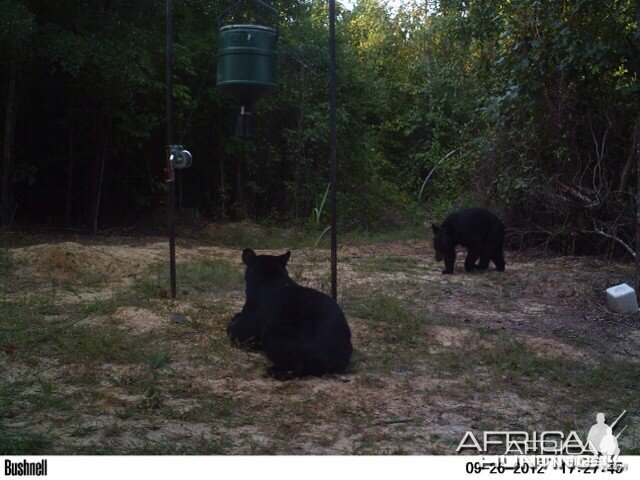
1 225 639 454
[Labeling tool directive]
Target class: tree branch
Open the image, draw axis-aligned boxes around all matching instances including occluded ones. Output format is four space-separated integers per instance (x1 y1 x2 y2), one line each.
593 224 636 258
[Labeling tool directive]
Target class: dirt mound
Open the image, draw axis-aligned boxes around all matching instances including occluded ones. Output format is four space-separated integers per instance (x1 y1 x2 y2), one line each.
10 241 165 284
80 307 167 333
115 307 167 333
197 222 265 243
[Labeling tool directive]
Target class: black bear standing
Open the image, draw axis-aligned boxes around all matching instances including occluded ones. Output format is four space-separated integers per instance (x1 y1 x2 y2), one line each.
227 249 353 379
432 207 506 274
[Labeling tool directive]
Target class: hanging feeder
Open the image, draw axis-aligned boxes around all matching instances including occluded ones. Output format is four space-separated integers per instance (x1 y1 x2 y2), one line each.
217 0 278 138
169 145 193 169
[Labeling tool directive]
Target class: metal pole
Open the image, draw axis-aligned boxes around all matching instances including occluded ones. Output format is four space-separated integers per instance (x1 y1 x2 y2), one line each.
166 0 177 299
329 0 338 301
636 2 640 293
636 125 640 292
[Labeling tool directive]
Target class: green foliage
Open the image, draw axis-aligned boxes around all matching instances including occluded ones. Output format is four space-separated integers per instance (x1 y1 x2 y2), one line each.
0 0 637 248
0 0 35 51
142 351 171 410
143 351 171 373
311 183 330 230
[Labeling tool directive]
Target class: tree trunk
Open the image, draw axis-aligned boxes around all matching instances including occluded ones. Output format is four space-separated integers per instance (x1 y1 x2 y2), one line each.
1 59 18 227
618 113 640 191
635 0 640 291
92 120 112 234
234 153 244 217
235 157 242 204
219 157 225 201
636 127 640 291
216 156 226 220
66 120 75 227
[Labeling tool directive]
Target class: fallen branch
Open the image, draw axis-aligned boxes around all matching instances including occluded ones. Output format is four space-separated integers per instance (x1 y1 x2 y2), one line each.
566 187 600 208
594 224 636 258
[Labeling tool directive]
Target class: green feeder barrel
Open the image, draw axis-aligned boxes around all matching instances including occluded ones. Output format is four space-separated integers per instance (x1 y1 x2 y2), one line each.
216 24 278 107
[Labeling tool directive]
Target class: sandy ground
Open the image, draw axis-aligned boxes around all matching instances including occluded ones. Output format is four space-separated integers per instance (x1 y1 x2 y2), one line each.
1 227 639 454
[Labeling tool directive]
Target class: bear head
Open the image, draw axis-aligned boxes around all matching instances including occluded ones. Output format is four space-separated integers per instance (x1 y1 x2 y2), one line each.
242 248 291 290
431 223 451 262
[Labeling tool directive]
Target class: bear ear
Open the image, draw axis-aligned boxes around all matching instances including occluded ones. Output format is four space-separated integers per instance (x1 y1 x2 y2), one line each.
280 250 291 265
242 248 257 266
431 223 440 234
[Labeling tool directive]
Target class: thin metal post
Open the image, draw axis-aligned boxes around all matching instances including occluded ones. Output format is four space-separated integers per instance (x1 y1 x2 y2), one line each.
166 0 177 299
634 2 640 293
329 0 338 301
636 122 640 292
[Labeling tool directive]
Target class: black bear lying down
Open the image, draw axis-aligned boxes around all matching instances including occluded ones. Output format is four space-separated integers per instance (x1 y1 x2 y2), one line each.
227 249 353 379
432 207 505 274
